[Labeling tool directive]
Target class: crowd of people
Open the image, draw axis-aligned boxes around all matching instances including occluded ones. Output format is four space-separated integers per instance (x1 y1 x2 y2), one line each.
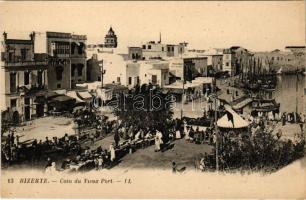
2 103 305 173
247 110 305 133
1 132 81 165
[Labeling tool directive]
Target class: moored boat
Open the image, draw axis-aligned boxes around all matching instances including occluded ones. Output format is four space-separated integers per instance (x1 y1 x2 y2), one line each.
252 98 280 112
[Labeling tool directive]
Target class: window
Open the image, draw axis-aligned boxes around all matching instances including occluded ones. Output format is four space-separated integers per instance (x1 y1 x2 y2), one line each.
38 71 43 86
167 46 171 52
152 75 157 84
9 73 17 93
132 53 135 59
137 76 140 84
71 43 76 54
24 98 30 105
24 71 30 85
77 64 83 76
172 46 174 51
21 49 27 61
78 43 83 54
11 99 17 108
57 83 61 89
148 45 151 50
128 77 132 85
117 77 121 83
142 45 146 49
162 47 164 51
55 66 63 81
71 64 76 77
8 52 14 62
226 62 229 66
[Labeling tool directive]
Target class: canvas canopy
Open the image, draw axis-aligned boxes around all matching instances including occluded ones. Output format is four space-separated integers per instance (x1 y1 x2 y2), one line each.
217 105 249 129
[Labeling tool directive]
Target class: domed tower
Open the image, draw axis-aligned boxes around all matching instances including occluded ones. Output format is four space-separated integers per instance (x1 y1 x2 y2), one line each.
104 26 117 48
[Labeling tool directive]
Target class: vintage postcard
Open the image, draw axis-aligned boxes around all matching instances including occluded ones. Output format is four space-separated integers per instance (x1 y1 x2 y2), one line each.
0 1 305 198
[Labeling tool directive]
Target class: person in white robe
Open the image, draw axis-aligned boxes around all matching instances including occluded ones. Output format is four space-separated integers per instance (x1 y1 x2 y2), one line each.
268 111 274 121
134 131 141 141
155 130 163 152
185 127 190 140
45 162 57 175
183 120 188 138
110 144 115 162
175 129 181 139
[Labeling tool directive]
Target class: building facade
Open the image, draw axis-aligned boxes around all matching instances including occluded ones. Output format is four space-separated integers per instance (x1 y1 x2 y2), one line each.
1 32 48 123
128 47 143 60
86 54 102 82
253 48 305 73
142 41 167 60
46 31 87 90
183 57 208 80
125 60 170 88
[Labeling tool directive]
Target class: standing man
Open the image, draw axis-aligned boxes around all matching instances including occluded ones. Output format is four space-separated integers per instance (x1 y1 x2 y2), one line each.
114 130 120 148
299 113 305 133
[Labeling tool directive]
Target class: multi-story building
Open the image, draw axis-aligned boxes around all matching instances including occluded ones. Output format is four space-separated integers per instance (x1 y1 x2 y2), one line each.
86 54 102 82
46 31 87 90
233 46 252 75
1 32 48 123
128 39 187 60
128 47 143 60
142 41 167 60
204 48 224 73
183 57 208 80
222 48 236 76
223 46 251 76
166 43 186 57
125 60 170 88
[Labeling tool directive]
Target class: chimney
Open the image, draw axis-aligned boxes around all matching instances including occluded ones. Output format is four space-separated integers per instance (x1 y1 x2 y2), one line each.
3 32 7 41
30 31 35 42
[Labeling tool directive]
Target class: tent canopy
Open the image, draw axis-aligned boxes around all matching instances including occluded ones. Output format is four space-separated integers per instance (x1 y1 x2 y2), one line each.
217 105 249 129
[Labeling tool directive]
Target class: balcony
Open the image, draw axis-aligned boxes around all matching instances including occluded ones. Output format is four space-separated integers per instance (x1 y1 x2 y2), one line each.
2 54 48 68
3 61 48 67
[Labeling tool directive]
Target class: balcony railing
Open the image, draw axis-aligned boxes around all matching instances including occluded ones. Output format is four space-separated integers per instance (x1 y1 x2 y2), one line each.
3 60 48 67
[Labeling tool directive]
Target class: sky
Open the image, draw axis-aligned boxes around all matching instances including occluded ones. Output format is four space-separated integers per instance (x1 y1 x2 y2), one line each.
0 1 305 53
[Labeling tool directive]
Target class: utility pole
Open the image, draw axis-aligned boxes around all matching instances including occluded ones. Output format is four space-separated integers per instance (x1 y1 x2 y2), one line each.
181 64 185 119
214 77 219 171
99 60 105 88
296 67 298 113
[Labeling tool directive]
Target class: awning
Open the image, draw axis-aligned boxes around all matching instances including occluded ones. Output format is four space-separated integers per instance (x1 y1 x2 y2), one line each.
51 95 75 102
66 91 85 103
77 91 93 100
46 91 62 99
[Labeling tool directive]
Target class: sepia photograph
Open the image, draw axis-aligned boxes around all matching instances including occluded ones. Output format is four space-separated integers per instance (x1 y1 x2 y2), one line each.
0 1 305 198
